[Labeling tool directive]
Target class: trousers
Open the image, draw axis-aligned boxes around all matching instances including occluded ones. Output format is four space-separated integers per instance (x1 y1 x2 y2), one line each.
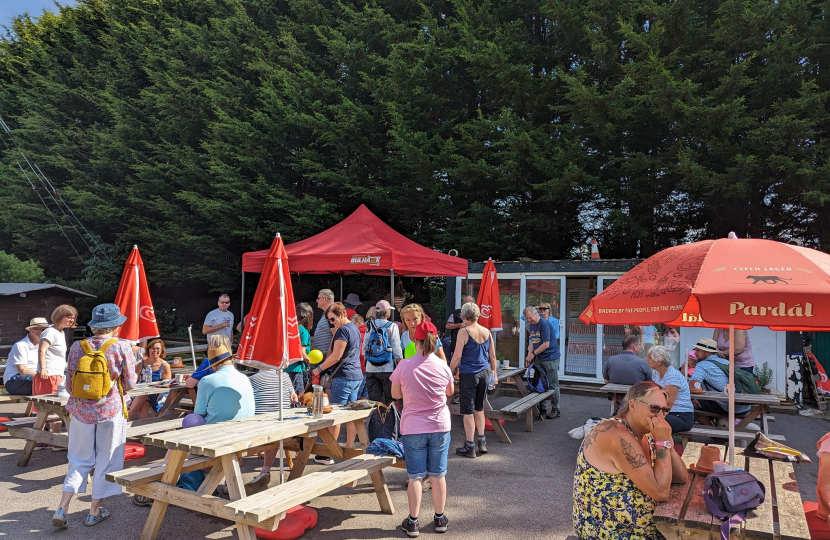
62 413 127 499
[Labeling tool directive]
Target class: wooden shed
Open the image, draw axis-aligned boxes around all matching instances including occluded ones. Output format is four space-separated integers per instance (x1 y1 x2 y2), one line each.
0 283 95 348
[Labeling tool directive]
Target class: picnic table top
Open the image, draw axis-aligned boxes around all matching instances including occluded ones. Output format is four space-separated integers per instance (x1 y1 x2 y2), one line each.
25 383 187 406
496 366 525 381
601 383 782 405
654 441 810 539
141 405 375 457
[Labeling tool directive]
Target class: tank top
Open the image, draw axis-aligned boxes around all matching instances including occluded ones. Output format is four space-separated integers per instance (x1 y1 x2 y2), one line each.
459 328 491 374
715 329 754 368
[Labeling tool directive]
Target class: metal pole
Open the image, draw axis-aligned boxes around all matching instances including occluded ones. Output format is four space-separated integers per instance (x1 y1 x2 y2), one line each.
241 271 245 327
340 273 343 302
728 325 735 465
390 270 395 322
187 325 198 369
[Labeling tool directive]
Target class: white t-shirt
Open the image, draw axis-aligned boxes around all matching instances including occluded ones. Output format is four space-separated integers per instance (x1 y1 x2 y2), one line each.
4 335 38 383
38 326 68 376
204 308 234 342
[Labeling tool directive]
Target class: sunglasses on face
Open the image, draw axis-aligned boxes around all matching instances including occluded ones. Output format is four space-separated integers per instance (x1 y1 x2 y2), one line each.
537 307 549 311
636 400 671 415
219 301 230 304
327 317 337 323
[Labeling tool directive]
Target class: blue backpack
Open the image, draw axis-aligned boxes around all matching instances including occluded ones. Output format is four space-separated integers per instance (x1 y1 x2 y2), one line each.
366 320 394 365
526 364 550 393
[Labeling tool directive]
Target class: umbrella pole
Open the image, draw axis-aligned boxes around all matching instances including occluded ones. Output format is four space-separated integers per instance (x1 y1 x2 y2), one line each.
241 271 245 323
728 325 735 465
187 324 198 369
279 366 284 484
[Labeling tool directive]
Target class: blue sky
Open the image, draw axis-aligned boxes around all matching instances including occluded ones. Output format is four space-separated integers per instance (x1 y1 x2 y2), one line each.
1 1 76 28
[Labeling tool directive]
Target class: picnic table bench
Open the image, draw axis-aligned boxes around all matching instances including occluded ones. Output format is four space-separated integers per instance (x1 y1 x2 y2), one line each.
1 384 189 466
654 441 810 539
107 406 398 540
602 383 785 445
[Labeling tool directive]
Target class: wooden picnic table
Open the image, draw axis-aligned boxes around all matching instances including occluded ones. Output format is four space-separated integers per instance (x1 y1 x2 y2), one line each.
601 383 781 435
2 383 189 467
107 406 397 540
654 441 810 539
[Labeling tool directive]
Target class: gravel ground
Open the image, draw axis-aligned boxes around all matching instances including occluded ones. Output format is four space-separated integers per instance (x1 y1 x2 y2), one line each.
1 394 828 540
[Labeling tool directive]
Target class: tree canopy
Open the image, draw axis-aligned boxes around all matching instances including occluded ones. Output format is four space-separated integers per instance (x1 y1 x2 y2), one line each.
0 0 828 294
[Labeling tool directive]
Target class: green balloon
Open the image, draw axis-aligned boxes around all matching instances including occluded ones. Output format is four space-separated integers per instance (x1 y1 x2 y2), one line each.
404 343 417 358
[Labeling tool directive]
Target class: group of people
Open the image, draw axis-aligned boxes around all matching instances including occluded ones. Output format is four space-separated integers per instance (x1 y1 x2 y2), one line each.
604 328 756 434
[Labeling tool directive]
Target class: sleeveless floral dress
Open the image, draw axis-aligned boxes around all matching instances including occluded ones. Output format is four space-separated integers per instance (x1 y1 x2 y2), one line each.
572 418 664 539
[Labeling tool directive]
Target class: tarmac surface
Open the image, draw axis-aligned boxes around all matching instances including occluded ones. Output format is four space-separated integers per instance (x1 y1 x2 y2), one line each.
1 393 828 540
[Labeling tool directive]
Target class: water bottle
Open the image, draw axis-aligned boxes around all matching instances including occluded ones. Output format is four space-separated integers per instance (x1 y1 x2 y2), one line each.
487 370 496 391
312 385 325 418
141 363 153 384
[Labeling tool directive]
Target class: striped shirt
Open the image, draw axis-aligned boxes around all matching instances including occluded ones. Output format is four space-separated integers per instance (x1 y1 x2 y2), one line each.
312 314 333 354
250 370 295 414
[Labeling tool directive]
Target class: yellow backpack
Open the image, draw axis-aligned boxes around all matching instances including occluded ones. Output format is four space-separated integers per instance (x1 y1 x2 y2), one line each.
72 339 117 401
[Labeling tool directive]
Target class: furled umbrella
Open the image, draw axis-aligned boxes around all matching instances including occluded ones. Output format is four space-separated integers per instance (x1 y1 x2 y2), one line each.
113 245 160 343
580 234 830 464
476 258 503 333
236 233 304 482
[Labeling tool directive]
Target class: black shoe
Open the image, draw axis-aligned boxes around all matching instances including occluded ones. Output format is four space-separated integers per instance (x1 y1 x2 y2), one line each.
455 443 476 458
401 517 420 537
434 514 449 533
476 437 488 455
546 410 561 420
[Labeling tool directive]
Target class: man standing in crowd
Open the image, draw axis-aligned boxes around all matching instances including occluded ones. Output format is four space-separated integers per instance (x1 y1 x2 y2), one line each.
445 295 475 358
524 306 561 420
202 294 234 342
313 289 335 353
603 334 652 385
4 317 49 395
343 293 362 318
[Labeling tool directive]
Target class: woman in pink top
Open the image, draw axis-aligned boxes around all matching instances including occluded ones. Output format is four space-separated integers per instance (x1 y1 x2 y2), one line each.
391 321 454 537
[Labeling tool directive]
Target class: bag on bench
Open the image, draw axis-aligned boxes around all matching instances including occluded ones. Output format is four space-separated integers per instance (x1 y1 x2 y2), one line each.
703 470 765 540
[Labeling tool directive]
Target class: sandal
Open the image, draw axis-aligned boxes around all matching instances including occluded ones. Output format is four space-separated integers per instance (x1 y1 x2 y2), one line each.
133 495 153 507
84 508 110 526
52 507 68 529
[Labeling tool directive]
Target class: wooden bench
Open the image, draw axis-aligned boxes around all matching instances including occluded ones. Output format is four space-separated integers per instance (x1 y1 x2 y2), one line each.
0 394 24 404
225 454 396 530
677 426 786 447
497 389 557 431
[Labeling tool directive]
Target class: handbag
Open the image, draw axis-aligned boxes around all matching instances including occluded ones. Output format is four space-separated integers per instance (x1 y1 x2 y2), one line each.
319 358 346 390
703 470 766 540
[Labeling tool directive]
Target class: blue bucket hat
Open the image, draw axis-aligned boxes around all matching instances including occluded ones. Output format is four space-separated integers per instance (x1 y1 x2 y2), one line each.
87 303 127 328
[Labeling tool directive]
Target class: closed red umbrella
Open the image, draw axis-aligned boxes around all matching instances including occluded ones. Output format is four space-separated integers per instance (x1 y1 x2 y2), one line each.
113 245 159 342
476 258 503 332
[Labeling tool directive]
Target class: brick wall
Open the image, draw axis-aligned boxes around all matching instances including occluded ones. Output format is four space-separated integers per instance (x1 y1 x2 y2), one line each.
0 290 78 348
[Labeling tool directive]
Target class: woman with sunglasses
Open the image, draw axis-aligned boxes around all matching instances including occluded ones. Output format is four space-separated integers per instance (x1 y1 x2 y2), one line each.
573 381 687 539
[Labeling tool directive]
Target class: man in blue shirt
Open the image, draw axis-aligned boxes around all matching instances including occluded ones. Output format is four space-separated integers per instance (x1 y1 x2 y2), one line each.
524 306 561 420
689 337 751 424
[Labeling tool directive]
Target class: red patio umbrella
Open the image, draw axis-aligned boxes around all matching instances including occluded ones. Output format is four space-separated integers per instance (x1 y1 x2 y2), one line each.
580 235 830 464
113 245 160 342
476 258 503 332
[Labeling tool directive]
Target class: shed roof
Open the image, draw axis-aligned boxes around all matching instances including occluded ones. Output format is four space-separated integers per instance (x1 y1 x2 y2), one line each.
0 283 95 297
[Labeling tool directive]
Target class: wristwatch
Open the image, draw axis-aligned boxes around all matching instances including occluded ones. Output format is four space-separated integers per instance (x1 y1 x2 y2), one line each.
654 440 674 450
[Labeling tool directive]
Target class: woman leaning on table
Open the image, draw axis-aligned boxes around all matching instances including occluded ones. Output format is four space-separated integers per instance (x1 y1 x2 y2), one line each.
573 381 687 539
647 345 695 433
53 303 137 529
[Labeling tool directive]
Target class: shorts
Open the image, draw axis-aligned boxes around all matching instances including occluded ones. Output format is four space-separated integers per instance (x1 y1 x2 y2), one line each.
32 374 62 396
329 377 362 405
459 369 489 415
401 431 451 480
358 374 369 399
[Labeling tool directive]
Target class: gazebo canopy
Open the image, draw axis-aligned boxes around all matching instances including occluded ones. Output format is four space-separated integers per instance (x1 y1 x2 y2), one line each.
241 205 468 277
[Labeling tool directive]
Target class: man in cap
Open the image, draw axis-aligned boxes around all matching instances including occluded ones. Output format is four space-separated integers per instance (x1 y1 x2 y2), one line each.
194 344 255 425
689 337 750 424
4 317 49 395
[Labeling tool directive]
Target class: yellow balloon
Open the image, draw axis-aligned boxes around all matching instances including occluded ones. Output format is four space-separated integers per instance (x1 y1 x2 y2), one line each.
308 349 324 364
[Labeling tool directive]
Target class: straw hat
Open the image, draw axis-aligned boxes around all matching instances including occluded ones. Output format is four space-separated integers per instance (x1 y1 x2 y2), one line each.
207 344 233 367
690 445 721 475
25 317 49 331
694 337 718 354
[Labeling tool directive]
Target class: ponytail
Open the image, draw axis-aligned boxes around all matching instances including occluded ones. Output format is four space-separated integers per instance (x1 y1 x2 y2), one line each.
417 333 437 355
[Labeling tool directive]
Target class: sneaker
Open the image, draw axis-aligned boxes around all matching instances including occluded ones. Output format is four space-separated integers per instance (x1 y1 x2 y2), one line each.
244 472 271 495
314 455 334 465
133 495 154 507
433 514 449 533
455 443 476 459
476 437 488 455
546 410 561 420
52 507 68 529
401 517 420 537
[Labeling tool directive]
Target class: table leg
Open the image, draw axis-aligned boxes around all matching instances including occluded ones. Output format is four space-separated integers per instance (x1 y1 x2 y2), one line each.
369 467 395 515
287 435 315 481
17 408 49 467
221 453 258 540
526 408 534 432
355 420 370 450
760 407 770 434
157 390 185 418
512 374 530 397
140 449 186 540
317 428 345 459
735 405 763 431
483 396 511 444
197 464 225 495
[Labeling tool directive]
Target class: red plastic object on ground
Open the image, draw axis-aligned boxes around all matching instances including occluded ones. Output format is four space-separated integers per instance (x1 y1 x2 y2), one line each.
0 416 9 432
255 505 317 540
124 442 146 460
803 501 830 539
484 418 505 431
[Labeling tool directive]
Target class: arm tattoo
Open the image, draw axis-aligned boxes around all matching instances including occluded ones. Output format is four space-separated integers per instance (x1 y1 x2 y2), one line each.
621 439 649 469
583 420 616 450
655 447 668 460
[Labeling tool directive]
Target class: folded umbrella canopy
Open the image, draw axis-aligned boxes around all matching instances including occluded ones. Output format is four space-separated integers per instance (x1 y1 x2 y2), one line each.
476 258 503 332
113 245 159 343
580 235 830 464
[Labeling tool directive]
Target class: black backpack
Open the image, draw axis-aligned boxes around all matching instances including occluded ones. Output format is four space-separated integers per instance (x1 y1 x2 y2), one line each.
367 401 400 441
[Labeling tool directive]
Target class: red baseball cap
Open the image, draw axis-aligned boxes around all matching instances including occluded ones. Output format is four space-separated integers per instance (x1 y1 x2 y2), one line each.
414 321 437 340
